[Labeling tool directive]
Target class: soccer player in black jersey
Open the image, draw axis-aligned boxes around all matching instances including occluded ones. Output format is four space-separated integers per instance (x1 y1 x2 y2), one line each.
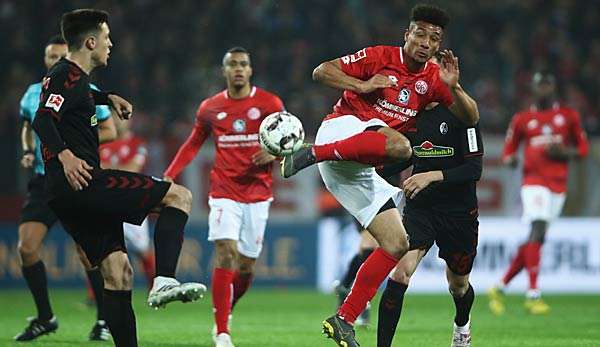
376 101 483 347
31 9 205 347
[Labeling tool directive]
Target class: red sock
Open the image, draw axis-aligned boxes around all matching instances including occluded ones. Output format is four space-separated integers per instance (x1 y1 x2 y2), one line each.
313 131 387 166
502 244 527 285
338 248 399 324
232 271 253 310
212 268 235 334
523 242 542 290
141 253 156 291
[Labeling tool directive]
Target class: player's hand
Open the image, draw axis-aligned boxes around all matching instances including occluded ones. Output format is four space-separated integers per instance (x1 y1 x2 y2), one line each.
545 143 570 161
439 50 460 88
108 94 133 120
58 149 93 191
403 171 443 200
252 149 277 166
359 74 397 94
163 176 174 183
503 155 518 168
20 153 35 168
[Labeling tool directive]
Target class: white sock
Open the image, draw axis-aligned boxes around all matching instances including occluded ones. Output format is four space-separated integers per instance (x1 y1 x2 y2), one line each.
526 289 541 300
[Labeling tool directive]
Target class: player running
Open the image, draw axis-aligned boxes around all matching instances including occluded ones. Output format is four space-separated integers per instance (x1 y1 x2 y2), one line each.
100 115 155 289
31 9 206 346
376 100 483 347
15 35 115 342
164 47 284 347
282 4 479 346
488 71 589 315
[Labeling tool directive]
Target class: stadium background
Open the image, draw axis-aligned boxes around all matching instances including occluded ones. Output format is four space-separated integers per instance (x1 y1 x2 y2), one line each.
0 1 599 345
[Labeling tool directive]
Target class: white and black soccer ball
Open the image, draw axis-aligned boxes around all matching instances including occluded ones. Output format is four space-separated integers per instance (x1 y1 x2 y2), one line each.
259 111 305 156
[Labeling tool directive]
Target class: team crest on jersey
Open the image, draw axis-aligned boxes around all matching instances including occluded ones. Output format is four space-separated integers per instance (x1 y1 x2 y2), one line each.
247 107 261 120
233 119 246 132
415 80 428 94
90 114 97 126
398 88 410 105
553 114 565 126
216 112 227 120
413 141 454 157
439 122 448 134
45 94 64 112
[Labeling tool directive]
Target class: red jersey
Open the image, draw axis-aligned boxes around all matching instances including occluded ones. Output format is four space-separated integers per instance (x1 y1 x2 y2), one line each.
100 134 148 172
327 46 453 132
164 86 284 203
503 103 589 193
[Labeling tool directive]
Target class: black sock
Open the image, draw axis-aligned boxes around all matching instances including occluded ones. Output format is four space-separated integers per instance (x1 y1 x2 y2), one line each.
452 283 474 327
86 268 105 321
377 279 408 347
104 289 137 347
341 248 374 288
22 261 53 321
154 207 188 278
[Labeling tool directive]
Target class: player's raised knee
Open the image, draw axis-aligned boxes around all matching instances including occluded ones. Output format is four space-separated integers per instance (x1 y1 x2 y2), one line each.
379 128 412 161
163 183 193 213
17 240 40 264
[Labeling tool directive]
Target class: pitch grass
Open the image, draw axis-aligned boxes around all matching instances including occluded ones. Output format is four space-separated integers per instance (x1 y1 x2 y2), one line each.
0 289 599 346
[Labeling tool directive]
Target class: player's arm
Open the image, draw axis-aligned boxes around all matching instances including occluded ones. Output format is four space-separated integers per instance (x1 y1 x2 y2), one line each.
312 47 397 93
502 114 522 167
438 50 479 125
97 112 117 144
163 104 210 180
546 111 589 161
90 88 133 120
32 75 92 190
19 90 36 169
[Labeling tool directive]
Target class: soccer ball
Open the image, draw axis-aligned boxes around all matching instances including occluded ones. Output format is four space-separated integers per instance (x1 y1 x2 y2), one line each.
259 111 305 156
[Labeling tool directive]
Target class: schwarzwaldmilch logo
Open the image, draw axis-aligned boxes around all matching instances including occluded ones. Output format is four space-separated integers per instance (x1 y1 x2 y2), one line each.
413 141 454 157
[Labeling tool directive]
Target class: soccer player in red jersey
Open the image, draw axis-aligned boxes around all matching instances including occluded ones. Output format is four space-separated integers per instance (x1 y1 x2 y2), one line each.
281 5 479 346
164 47 284 347
488 71 589 315
100 117 155 288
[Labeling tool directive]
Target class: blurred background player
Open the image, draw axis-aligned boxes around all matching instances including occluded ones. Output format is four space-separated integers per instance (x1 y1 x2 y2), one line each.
15 35 116 341
100 115 155 288
281 4 478 346
164 47 284 347
488 71 589 315
377 96 483 347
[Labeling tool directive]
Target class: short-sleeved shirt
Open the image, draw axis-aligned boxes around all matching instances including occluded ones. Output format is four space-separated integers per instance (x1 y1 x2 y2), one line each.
326 45 453 132
20 81 111 175
502 103 589 193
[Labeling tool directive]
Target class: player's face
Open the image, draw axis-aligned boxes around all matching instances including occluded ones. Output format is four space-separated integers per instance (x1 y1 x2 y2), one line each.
222 53 252 88
532 76 556 100
90 22 113 67
404 21 443 63
44 43 67 69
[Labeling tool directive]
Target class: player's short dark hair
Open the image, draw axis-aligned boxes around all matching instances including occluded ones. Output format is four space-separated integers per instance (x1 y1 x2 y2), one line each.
61 9 109 50
46 35 67 46
222 46 251 65
410 4 450 29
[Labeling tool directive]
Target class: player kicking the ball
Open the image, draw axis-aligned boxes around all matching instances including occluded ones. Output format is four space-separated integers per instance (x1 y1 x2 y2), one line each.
282 4 478 346
32 9 205 346
488 71 588 315
164 47 284 347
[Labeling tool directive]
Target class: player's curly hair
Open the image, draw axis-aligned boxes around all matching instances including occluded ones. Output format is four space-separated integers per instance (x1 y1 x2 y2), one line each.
410 4 450 29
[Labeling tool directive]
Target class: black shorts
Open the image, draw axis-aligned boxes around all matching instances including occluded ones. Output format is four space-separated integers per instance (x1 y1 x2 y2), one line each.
403 207 479 275
19 175 58 228
48 169 171 267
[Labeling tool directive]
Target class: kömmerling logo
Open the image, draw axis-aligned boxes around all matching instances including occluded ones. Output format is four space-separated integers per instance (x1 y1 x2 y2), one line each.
413 141 454 157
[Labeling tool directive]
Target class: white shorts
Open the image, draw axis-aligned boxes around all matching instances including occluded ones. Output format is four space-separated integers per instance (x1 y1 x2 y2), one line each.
207 197 271 258
521 185 566 223
315 115 403 228
124 218 150 254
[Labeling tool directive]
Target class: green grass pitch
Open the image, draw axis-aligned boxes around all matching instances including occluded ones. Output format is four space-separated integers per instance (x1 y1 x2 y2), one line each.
1 289 599 346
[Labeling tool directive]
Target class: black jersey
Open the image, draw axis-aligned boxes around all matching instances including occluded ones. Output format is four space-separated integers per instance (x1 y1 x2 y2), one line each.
32 58 108 195
403 105 484 215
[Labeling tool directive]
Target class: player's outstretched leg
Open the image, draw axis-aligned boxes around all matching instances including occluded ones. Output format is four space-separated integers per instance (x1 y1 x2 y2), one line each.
522 220 549 314
282 127 411 178
148 183 206 308
101 251 138 347
323 206 409 347
447 268 474 347
14 222 58 341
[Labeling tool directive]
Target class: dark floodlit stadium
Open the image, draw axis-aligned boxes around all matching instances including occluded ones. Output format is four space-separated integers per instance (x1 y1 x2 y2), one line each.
1 1 599 346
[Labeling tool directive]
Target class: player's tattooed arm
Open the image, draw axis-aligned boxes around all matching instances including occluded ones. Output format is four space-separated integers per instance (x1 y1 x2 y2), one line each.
312 58 396 93
439 50 479 125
